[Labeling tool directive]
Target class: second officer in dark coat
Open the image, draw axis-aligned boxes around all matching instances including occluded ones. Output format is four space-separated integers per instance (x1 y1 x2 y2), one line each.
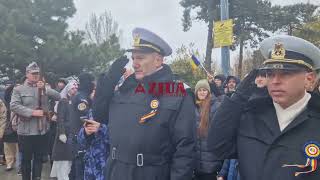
208 35 320 180
91 27 196 180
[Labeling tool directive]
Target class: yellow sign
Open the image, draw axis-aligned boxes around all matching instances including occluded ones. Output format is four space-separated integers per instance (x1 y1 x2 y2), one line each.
214 19 234 48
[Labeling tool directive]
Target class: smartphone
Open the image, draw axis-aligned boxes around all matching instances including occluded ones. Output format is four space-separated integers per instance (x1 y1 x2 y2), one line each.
80 118 92 126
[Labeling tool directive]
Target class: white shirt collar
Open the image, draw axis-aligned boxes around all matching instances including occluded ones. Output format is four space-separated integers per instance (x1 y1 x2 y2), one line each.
273 92 311 131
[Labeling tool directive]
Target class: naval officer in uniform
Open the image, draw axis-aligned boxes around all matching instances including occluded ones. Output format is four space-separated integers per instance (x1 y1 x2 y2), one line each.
208 35 320 180
88 27 196 180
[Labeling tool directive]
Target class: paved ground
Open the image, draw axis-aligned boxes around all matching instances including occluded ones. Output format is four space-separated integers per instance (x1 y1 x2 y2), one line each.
0 163 53 180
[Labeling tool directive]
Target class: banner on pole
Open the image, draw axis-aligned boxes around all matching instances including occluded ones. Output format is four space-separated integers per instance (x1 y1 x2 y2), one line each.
214 19 233 48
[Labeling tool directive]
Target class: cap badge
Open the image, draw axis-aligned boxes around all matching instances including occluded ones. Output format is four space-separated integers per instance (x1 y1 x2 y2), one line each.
283 141 320 176
271 43 286 60
133 34 141 46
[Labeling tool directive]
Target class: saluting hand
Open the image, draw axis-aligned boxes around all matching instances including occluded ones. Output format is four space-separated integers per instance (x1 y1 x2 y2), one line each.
84 119 101 135
233 69 259 101
108 56 129 81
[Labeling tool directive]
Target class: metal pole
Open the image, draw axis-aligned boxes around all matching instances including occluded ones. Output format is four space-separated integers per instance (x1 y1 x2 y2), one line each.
220 0 230 76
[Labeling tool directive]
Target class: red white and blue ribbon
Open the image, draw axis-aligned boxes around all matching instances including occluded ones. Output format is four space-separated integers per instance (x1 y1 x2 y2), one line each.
283 141 320 176
139 99 159 124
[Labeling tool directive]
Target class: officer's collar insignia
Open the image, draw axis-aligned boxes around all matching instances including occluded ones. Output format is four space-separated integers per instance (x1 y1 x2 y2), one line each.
283 141 320 176
271 43 286 60
133 34 141 46
150 99 159 109
78 102 87 111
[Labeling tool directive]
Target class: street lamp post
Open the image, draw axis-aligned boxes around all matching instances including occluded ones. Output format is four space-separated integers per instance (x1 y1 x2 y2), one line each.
220 0 230 76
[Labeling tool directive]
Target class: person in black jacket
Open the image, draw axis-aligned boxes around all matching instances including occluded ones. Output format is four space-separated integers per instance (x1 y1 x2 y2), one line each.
68 73 95 180
208 35 320 180
223 76 240 97
214 74 226 95
254 70 267 88
193 79 223 180
90 27 196 180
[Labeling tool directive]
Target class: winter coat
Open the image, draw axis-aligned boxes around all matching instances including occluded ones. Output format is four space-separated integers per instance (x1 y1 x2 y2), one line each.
195 96 223 174
77 124 109 180
51 99 74 161
208 93 320 180
106 64 196 180
218 159 241 180
0 99 7 139
10 82 60 135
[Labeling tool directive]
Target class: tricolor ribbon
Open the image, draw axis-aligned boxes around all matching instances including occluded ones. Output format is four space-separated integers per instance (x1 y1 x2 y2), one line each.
283 158 317 176
282 141 320 177
139 109 158 124
139 99 159 124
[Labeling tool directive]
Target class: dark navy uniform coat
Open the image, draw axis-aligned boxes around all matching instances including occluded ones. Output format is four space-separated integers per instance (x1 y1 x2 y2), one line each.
106 65 196 180
208 94 320 180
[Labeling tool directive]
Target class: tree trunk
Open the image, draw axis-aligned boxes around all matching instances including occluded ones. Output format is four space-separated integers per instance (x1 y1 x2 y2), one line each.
238 36 244 78
288 24 293 35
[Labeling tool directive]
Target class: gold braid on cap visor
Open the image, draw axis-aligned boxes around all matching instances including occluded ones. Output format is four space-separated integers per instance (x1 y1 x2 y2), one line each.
133 44 161 53
263 59 314 70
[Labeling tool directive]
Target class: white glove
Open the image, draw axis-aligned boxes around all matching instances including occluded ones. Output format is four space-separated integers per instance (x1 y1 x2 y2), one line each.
59 134 67 143
51 114 57 122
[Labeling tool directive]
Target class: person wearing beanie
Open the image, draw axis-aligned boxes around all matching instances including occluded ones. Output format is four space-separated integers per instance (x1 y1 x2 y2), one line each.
224 75 240 97
195 79 211 103
193 79 223 180
214 74 226 88
55 78 68 93
78 73 95 96
213 74 226 95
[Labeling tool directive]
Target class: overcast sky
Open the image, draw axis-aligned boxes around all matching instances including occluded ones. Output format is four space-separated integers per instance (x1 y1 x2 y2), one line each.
68 0 319 64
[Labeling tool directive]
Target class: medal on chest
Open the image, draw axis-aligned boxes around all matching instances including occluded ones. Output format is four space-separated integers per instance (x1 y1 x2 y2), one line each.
283 141 320 176
139 99 159 124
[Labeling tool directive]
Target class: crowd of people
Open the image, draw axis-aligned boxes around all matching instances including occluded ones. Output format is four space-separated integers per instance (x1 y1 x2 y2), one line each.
0 27 320 180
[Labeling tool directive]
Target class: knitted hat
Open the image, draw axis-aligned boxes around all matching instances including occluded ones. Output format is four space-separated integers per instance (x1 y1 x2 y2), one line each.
195 79 211 94
78 73 95 94
214 74 226 82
